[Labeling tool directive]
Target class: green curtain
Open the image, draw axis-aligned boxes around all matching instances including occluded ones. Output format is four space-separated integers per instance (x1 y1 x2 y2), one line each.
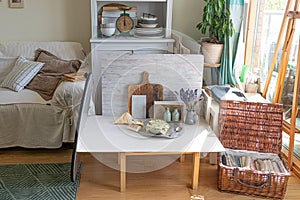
219 0 244 85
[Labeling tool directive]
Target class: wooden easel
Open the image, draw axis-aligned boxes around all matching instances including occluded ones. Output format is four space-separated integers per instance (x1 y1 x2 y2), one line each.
262 0 300 168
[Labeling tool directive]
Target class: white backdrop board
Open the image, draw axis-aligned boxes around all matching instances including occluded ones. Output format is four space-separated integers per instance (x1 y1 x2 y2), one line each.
100 54 204 117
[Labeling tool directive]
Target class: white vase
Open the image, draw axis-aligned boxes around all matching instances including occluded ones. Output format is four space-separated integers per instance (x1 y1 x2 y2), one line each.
185 111 197 125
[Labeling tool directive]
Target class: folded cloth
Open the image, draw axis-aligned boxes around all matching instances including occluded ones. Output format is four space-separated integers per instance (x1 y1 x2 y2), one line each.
62 72 86 82
211 86 230 103
257 159 265 171
266 160 274 172
244 156 251 169
127 124 142 132
255 160 261 171
224 153 233 167
241 156 246 167
211 85 246 103
277 160 288 173
263 160 270 172
272 161 281 173
250 159 256 170
227 154 236 167
114 112 143 126
234 156 241 167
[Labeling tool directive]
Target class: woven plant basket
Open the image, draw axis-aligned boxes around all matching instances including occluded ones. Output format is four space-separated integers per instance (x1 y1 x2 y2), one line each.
201 42 224 64
217 100 290 199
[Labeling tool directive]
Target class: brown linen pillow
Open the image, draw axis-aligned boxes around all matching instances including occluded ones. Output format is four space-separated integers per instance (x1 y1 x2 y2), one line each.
26 49 81 100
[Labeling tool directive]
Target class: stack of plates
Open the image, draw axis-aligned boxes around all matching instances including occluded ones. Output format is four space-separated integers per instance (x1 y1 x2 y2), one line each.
134 15 164 38
134 27 164 38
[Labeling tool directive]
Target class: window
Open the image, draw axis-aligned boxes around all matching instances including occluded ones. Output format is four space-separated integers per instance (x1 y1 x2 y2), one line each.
246 0 300 172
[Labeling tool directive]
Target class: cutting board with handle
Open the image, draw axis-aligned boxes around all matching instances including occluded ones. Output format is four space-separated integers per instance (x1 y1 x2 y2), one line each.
128 71 163 118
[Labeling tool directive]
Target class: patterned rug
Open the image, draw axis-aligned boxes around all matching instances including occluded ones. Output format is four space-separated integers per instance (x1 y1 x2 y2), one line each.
0 162 81 200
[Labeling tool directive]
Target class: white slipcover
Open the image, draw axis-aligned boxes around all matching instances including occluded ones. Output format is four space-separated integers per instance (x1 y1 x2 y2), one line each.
0 41 88 148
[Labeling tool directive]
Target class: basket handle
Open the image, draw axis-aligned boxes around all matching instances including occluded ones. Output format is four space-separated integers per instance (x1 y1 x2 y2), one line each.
233 168 272 189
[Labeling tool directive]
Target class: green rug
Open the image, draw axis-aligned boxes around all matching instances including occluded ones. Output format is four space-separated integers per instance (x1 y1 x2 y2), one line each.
0 162 81 200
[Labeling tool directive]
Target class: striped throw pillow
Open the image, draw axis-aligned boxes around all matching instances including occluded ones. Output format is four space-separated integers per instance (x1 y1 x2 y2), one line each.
0 56 44 92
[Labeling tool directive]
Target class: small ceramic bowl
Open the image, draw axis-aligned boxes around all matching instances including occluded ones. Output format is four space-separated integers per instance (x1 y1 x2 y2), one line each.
100 24 115 36
100 23 115 28
139 18 158 24
101 28 115 36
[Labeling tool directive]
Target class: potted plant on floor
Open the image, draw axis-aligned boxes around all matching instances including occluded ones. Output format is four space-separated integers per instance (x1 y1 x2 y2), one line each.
196 0 235 64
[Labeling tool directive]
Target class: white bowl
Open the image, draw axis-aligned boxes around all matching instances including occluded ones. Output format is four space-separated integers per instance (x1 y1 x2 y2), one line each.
101 27 115 37
138 23 158 28
100 23 115 28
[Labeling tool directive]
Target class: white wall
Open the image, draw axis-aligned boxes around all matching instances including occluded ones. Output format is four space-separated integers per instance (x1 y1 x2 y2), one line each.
0 0 91 51
0 0 205 52
172 0 205 41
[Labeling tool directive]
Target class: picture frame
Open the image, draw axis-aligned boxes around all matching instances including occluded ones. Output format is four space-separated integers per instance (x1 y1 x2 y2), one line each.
9 0 24 8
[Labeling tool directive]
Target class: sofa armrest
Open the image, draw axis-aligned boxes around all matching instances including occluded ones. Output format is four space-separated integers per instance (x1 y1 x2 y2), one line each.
51 57 91 108
51 80 85 109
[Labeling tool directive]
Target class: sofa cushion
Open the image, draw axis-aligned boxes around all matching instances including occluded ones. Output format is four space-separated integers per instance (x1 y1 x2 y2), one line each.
26 49 81 101
0 57 18 83
0 56 44 92
0 87 47 104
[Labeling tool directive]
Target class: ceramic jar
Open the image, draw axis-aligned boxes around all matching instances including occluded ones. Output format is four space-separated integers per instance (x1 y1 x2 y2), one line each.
172 108 180 122
163 107 171 122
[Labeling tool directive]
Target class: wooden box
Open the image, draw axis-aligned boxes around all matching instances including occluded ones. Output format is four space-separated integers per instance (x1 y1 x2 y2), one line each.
218 100 290 200
153 101 184 123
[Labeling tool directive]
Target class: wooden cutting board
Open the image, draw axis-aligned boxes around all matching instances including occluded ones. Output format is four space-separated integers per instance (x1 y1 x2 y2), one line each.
128 71 163 118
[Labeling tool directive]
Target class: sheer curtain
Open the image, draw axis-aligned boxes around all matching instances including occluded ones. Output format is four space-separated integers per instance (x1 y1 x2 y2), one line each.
219 0 245 85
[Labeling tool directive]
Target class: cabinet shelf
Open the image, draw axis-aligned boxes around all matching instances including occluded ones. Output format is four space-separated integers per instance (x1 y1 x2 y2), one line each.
90 36 174 43
92 0 172 38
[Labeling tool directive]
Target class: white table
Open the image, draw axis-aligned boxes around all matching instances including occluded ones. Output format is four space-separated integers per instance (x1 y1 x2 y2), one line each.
77 116 225 192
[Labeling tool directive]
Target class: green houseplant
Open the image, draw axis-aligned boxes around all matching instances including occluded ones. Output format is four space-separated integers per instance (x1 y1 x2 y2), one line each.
196 0 235 64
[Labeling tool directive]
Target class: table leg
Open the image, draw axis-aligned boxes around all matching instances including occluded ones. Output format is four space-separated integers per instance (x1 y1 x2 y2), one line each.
179 153 185 162
209 152 217 165
120 152 126 192
192 152 200 190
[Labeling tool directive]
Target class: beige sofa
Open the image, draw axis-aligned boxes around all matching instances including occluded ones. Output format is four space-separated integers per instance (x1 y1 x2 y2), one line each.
0 41 89 148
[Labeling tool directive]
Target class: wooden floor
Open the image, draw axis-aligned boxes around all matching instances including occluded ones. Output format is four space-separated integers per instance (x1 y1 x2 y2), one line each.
1 147 300 200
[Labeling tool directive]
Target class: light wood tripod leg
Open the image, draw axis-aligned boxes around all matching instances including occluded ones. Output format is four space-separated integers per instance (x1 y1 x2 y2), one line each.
262 0 294 97
288 38 300 167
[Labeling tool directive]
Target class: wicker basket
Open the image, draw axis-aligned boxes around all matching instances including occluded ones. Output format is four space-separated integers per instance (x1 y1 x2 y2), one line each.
217 100 290 199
